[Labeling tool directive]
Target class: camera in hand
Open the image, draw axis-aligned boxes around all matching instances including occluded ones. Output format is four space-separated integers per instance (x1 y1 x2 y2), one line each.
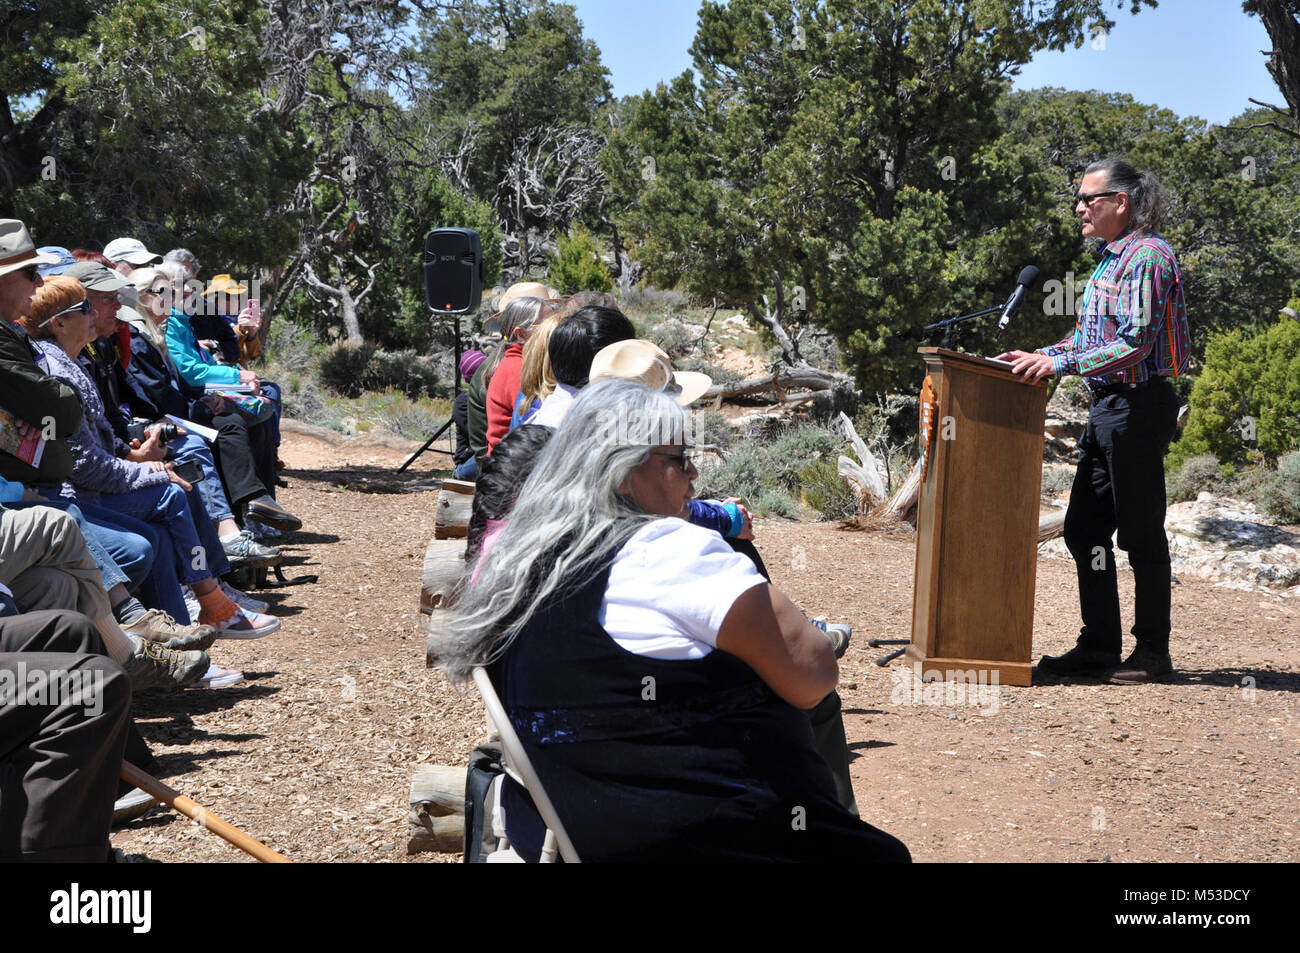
127 419 180 444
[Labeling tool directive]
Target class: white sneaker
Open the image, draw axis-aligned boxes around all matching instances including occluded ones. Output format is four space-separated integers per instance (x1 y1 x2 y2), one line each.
219 579 270 614
211 607 281 640
182 585 201 624
196 664 245 689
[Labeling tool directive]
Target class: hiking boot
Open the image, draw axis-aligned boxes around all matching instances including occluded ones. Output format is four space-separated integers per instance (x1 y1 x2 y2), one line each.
1037 645 1120 677
1108 646 1174 685
245 495 302 532
218 578 269 614
223 529 282 571
122 608 216 651
123 637 209 692
810 619 852 659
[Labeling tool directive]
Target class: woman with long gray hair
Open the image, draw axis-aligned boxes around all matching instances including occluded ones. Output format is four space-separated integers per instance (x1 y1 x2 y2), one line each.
429 379 909 862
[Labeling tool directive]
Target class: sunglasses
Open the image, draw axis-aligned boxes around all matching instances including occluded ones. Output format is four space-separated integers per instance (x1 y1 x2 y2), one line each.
650 448 694 471
18 265 40 281
141 285 169 296
1074 190 1120 206
38 299 92 327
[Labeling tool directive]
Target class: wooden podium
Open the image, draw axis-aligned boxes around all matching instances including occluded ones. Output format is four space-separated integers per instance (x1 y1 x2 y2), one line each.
909 348 1048 686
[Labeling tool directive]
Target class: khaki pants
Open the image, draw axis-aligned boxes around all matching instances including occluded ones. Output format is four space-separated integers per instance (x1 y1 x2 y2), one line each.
0 506 126 661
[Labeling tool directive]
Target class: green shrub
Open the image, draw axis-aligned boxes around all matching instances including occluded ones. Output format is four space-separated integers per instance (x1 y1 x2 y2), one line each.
695 447 763 501
1167 453 1224 503
800 458 858 520
319 343 441 399
1169 317 1300 468
754 488 800 518
640 317 693 357
767 425 838 491
378 395 449 440
319 343 375 397
365 349 442 399
1040 466 1075 499
692 409 735 451
1257 452 1300 524
548 226 613 295
680 357 744 389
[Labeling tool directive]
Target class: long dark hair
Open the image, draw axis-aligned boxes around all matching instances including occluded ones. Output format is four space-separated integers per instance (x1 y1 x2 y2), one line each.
1084 158 1168 235
464 424 555 565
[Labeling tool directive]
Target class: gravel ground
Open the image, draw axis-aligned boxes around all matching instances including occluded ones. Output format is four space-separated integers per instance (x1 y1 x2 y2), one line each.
111 430 1300 863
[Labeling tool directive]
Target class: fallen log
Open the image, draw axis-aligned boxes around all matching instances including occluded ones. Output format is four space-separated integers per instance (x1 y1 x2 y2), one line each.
434 479 475 539
421 538 467 614
408 764 467 855
1039 507 1067 542
877 459 923 524
833 412 888 510
704 365 848 401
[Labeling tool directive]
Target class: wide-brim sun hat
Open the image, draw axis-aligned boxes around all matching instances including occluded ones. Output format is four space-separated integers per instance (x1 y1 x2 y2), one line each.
483 281 563 333
588 338 713 407
0 220 61 278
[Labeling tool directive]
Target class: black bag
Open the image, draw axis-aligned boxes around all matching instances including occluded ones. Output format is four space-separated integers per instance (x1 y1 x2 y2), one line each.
463 743 504 863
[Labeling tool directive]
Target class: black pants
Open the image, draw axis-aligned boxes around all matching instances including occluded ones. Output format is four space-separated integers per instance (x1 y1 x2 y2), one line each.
200 408 275 509
1064 379 1180 656
0 610 131 862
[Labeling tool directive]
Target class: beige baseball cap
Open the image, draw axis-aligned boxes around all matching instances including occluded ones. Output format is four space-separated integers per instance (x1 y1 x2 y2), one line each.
589 339 713 406
0 219 60 278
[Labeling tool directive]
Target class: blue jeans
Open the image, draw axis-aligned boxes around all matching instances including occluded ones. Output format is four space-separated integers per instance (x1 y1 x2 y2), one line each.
7 499 152 593
454 456 479 481
169 432 234 522
260 381 282 449
95 483 231 624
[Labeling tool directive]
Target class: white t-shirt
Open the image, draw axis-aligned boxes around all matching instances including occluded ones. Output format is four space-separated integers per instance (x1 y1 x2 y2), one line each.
531 383 581 428
598 518 767 660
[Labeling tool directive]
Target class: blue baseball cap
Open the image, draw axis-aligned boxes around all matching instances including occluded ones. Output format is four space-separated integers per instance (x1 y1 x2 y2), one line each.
37 246 77 276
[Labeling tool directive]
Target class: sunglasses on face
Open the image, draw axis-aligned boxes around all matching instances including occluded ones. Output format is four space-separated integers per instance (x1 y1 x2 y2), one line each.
650 448 694 471
19 266 40 281
1074 190 1120 207
38 299 92 327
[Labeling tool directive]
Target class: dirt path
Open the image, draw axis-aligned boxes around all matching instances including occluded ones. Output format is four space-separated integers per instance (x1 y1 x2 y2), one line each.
112 430 1300 863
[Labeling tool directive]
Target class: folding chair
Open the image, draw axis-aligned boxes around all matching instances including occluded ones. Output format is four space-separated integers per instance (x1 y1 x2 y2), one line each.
471 666 581 863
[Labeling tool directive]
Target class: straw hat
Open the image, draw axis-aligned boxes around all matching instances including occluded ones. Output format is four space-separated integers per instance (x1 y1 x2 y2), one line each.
588 339 713 406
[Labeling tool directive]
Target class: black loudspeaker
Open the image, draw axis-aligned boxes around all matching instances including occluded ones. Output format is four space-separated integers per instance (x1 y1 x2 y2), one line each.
423 228 483 314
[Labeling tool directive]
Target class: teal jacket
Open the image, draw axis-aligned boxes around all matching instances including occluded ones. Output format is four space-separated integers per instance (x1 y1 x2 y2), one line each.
164 307 241 389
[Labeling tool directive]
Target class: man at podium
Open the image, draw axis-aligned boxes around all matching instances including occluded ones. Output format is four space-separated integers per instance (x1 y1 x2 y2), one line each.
995 158 1190 685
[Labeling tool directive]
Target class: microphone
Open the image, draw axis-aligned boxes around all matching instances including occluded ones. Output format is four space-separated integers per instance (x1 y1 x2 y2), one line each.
997 265 1040 330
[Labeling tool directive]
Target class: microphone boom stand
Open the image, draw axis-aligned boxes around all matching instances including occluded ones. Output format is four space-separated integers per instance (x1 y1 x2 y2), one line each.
921 303 1004 350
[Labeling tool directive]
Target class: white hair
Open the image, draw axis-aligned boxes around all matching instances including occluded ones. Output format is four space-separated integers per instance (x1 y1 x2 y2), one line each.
428 379 688 682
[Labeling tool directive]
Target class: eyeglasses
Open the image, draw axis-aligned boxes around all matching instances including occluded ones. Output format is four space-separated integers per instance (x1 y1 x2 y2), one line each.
1074 190 1120 207
650 448 694 471
38 299 92 327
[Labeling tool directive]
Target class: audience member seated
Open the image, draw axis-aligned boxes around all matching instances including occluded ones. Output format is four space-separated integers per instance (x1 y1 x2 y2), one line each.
21 276 278 639
0 609 131 861
452 350 487 481
164 267 297 533
430 380 909 862
124 266 284 572
484 296 551 455
464 424 555 573
530 305 636 427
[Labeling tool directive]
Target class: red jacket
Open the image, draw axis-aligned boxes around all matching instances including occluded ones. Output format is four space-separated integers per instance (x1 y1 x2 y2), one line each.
485 343 524 454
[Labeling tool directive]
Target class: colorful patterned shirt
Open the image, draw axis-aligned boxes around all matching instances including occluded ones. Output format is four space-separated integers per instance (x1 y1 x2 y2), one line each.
1038 230 1190 384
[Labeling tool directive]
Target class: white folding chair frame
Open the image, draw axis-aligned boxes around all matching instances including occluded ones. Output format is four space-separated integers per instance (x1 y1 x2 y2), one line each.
471 666 581 863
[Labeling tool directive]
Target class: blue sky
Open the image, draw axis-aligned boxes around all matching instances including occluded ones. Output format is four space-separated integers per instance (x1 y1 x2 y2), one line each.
569 0 1277 126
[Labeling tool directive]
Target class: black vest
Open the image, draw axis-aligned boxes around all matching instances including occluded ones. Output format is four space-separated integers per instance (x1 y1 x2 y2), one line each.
493 547 909 863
